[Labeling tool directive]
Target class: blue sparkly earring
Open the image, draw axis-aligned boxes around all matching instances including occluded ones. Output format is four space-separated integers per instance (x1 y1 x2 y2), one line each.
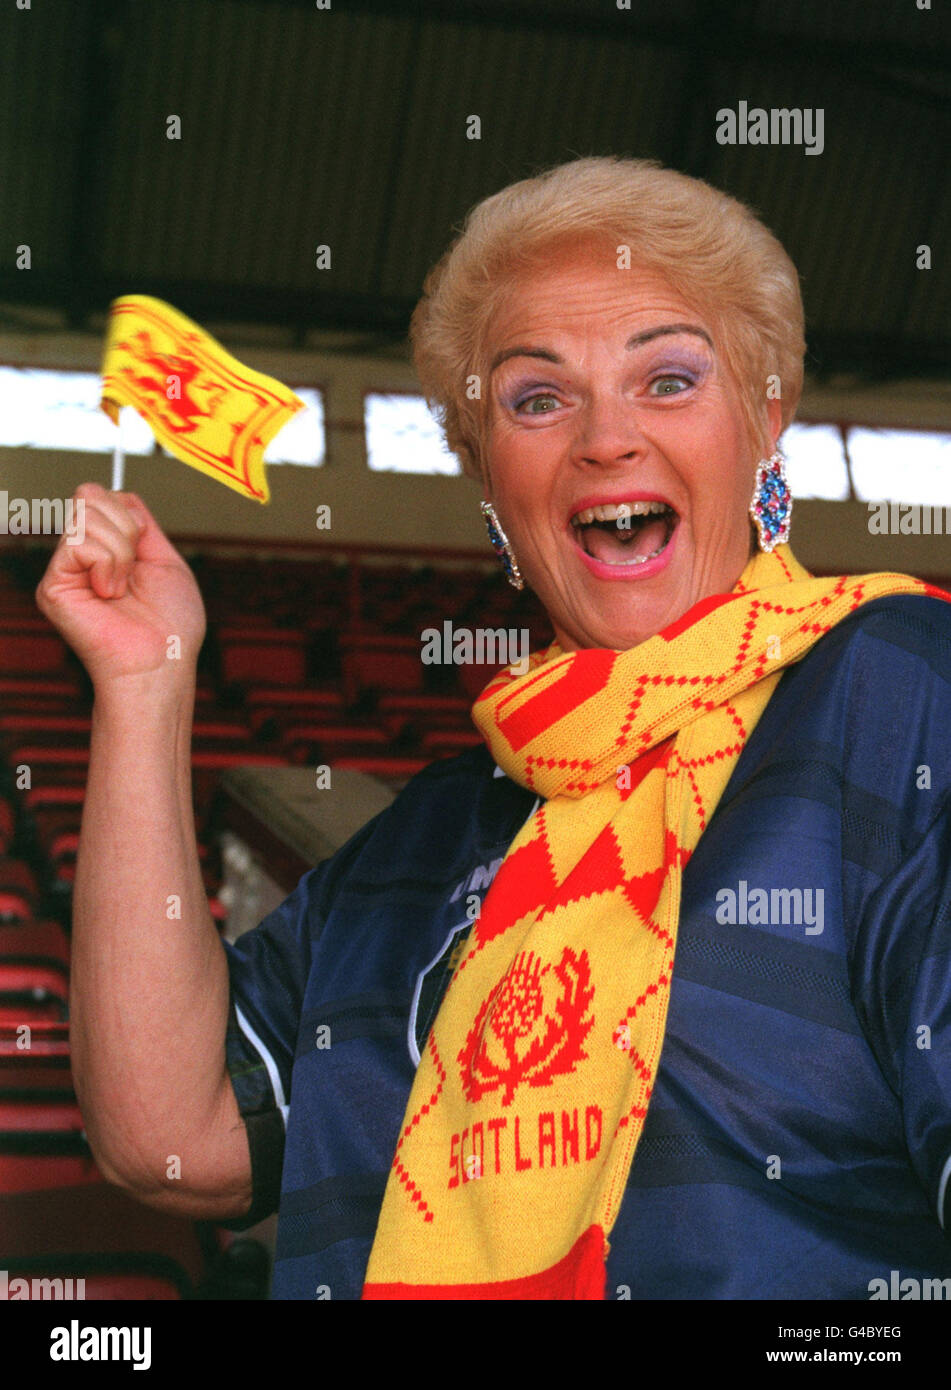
750 450 792 552
481 500 524 590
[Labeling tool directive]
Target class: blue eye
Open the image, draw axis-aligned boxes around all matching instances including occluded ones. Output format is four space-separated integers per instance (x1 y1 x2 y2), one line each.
515 393 560 414
648 374 694 396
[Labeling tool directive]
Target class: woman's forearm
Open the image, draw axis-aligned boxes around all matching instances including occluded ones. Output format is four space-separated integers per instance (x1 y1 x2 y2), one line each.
70 676 252 1219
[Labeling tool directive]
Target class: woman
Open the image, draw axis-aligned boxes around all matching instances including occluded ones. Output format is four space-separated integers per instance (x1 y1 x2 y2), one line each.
37 157 951 1301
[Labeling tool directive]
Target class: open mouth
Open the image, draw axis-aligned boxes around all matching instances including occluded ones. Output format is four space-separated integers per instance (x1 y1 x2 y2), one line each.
569 500 678 567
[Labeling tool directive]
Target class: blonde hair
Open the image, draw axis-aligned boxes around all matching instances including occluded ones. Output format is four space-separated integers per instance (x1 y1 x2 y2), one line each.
410 155 805 483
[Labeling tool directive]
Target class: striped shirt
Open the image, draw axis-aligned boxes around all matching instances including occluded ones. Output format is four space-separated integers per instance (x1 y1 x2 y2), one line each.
223 596 951 1299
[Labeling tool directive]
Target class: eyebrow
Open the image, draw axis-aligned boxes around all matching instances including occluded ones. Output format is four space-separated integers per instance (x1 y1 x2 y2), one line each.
489 324 714 373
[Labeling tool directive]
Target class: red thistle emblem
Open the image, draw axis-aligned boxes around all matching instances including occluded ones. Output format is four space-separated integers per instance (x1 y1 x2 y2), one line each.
457 947 595 1106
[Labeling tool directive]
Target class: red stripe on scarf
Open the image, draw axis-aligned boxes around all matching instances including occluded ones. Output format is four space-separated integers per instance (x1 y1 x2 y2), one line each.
491 649 617 752
659 590 739 641
475 833 558 946
362 1224 607 1300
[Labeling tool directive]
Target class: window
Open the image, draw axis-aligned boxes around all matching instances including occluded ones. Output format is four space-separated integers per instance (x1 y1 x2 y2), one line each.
262 388 325 466
0 367 154 454
782 423 850 500
848 429 951 505
365 392 461 475
0 367 325 466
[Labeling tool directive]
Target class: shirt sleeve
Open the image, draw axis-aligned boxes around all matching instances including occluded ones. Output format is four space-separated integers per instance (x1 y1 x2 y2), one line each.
840 596 951 1239
217 814 384 1230
853 797 951 1237
899 807 951 1237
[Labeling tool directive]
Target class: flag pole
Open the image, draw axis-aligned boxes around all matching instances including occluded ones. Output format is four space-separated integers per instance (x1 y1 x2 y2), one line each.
111 408 125 491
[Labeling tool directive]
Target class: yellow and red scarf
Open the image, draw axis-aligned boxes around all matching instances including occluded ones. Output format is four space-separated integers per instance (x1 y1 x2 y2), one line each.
363 545 945 1299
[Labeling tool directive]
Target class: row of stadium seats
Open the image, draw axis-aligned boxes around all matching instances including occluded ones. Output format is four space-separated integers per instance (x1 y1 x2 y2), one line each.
0 549 552 811
0 871 265 1298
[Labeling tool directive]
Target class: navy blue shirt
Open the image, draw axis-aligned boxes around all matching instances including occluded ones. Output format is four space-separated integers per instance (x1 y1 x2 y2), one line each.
223 596 951 1299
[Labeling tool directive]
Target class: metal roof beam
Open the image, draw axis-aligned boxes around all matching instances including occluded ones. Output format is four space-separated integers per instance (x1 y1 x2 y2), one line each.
238 0 951 74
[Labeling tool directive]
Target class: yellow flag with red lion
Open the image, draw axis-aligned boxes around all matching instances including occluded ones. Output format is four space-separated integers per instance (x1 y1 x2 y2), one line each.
100 295 305 503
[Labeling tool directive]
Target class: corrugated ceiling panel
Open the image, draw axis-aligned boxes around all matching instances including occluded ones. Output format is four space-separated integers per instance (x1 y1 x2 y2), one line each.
98 1 416 296
703 59 949 349
0 0 946 377
902 174 951 341
374 20 688 300
0 6 86 278
751 0 949 49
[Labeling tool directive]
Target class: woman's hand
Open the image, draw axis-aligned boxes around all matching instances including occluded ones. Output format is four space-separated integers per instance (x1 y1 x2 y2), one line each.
35 482 206 692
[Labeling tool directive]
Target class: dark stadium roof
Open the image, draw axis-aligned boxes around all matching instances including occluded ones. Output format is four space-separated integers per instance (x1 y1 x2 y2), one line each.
0 0 948 380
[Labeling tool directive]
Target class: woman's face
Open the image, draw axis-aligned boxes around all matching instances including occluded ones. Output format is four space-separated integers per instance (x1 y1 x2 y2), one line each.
484 242 781 652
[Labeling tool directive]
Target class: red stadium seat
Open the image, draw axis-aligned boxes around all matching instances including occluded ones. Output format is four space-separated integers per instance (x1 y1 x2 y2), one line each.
0 675 83 706
0 996 64 1024
0 1020 70 1061
245 686 346 736
24 786 85 853
24 785 85 810
420 728 484 757
191 719 253 748
0 892 32 925
283 722 389 763
0 920 70 1021
0 621 72 675
0 713 92 739
339 635 425 701
0 1184 208 1296
8 746 89 790
0 1018 72 1100
0 859 40 912
47 832 80 881
27 813 84 864
0 1036 72 1092
0 801 18 854
379 692 471 720
377 692 474 741
0 1091 97 1193
0 921 68 960
0 1093 84 1137
218 628 309 685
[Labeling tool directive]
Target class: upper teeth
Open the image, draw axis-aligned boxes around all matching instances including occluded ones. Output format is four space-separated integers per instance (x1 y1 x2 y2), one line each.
571 500 670 526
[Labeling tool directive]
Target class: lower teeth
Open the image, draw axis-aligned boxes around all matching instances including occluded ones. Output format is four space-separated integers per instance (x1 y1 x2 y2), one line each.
580 530 671 566
601 540 667 566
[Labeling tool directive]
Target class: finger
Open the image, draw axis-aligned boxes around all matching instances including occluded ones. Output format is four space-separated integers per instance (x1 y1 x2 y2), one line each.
105 491 180 566
74 483 146 547
77 508 145 592
77 505 141 559
44 536 123 601
48 509 140 602
88 546 120 600
65 485 181 580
